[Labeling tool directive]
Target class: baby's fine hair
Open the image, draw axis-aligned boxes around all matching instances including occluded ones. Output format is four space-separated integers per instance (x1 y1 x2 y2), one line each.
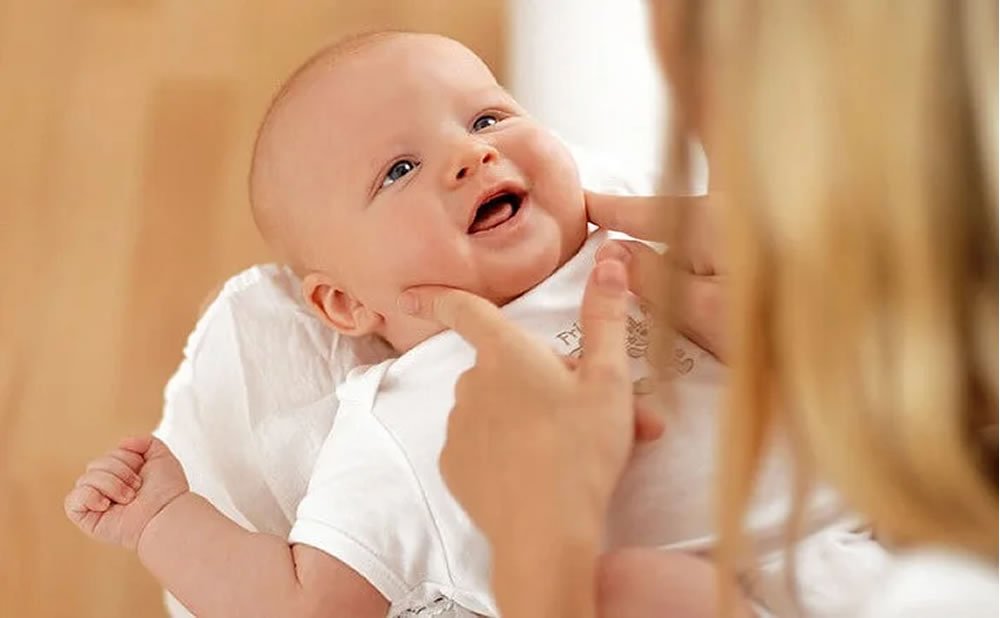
246 30 410 266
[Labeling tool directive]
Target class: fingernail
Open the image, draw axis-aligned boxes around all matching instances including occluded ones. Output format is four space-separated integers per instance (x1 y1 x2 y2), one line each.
597 242 631 264
595 260 627 291
632 377 654 395
100 498 111 509
397 291 419 315
123 488 135 500
131 476 142 490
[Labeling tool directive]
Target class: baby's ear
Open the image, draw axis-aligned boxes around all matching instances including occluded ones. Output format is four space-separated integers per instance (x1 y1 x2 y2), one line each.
301 272 381 336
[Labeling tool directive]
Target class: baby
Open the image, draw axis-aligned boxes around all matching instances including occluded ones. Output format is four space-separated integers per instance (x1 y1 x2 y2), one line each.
65 31 864 618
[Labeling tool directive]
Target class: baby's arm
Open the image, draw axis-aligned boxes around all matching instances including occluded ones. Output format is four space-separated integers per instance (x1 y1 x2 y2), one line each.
64 436 388 618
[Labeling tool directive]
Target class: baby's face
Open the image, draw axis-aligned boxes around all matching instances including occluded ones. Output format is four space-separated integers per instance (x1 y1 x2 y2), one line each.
285 35 587 349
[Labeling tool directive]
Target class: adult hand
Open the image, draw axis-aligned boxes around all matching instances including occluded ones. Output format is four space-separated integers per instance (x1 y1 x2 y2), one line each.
397 254 651 617
586 191 727 360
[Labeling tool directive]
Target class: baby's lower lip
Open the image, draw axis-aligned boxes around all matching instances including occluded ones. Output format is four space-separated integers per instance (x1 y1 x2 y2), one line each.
468 193 527 235
469 205 516 234
468 194 530 242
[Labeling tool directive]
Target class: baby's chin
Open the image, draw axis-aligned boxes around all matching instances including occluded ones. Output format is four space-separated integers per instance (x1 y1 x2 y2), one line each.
482 272 551 307
478 228 588 306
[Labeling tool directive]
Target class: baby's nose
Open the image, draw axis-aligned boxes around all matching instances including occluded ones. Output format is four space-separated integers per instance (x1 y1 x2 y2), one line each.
449 140 498 185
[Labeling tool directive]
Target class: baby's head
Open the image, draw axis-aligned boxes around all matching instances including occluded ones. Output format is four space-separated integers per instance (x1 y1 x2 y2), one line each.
250 31 588 352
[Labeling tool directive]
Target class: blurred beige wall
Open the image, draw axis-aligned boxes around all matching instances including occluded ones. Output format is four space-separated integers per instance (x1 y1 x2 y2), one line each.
0 1 505 615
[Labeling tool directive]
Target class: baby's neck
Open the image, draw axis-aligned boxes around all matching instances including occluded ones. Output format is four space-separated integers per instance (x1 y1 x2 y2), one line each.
384 233 589 355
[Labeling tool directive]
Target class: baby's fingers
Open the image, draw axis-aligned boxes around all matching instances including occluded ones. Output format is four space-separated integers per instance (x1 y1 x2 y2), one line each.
117 435 154 456
64 484 111 515
105 447 145 473
75 469 136 504
86 454 142 490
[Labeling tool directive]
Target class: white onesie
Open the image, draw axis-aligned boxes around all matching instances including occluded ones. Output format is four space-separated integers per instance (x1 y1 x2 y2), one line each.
289 230 887 617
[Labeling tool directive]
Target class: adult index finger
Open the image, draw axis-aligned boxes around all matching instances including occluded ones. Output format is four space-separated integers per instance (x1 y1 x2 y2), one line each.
585 192 705 242
398 285 534 354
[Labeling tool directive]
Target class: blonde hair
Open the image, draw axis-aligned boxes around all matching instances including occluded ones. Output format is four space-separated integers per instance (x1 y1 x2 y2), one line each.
653 0 998 609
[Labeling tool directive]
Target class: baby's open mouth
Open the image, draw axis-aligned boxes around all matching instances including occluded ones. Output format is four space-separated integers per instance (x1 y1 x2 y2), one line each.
468 190 524 234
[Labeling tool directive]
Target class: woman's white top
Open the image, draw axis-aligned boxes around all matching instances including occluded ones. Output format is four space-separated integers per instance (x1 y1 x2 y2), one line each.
859 549 997 617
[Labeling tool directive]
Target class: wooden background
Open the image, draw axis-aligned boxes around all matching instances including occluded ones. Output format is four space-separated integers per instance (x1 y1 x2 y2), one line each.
0 1 506 615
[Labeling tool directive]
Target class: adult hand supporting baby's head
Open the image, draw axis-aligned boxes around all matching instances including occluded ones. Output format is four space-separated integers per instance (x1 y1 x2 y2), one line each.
397 254 662 562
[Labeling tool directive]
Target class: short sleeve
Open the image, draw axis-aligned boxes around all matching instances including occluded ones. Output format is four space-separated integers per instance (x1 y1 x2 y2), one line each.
289 365 453 609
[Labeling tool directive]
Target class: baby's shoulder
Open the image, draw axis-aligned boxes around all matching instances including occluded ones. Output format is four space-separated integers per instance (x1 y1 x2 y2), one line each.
335 342 465 432
336 358 396 405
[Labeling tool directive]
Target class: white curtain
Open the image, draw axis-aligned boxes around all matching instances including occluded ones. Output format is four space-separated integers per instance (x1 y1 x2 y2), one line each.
508 0 707 193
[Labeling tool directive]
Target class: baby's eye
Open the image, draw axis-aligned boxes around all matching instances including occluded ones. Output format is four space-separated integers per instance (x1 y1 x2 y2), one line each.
381 159 418 189
471 114 499 132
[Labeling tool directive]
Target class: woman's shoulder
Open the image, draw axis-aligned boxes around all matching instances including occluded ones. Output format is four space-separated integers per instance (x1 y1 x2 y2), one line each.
859 548 997 618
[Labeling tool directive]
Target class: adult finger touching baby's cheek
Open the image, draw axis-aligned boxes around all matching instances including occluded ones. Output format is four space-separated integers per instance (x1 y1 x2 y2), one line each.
398 285 530 357
585 192 671 241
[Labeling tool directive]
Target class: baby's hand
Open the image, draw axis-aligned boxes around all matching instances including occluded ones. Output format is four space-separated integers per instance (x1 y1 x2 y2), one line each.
64 436 188 551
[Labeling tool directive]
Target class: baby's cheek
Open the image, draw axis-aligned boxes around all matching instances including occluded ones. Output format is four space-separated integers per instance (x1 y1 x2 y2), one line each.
516 129 586 227
520 127 581 183
383 227 468 290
